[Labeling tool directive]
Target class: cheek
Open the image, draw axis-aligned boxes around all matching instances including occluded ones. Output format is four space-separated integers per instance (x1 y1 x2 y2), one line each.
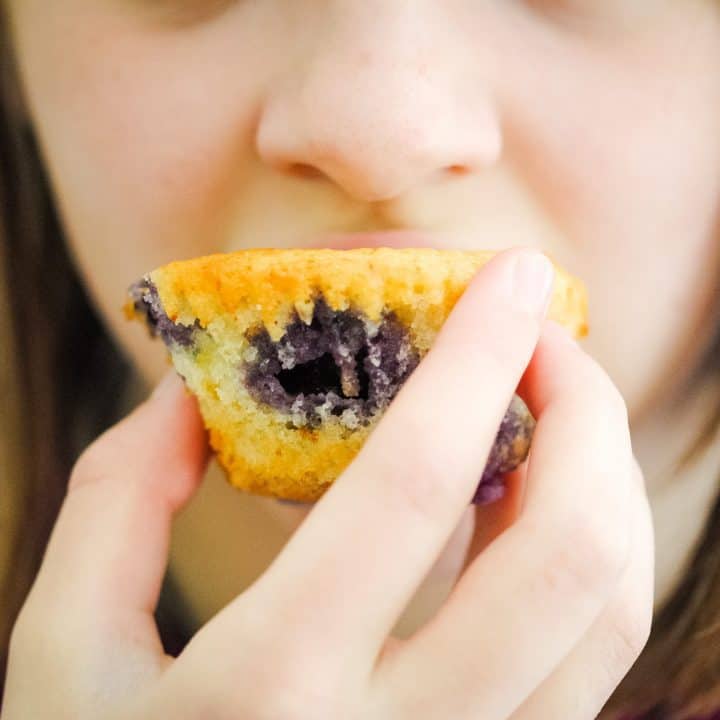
11 2 272 382
12 3 266 305
28 19 261 240
502 18 720 417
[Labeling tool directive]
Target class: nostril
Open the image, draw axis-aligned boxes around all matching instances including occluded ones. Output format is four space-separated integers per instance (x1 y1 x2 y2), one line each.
287 163 326 180
446 164 471 177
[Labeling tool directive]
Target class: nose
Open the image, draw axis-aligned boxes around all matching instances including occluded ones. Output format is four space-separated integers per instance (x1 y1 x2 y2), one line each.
255 5 502 203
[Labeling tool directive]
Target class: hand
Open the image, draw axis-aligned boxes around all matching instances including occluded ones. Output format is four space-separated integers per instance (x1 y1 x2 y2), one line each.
2 249 653 720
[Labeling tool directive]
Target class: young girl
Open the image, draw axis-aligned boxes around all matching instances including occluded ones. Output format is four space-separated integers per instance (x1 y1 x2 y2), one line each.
1 1 719 718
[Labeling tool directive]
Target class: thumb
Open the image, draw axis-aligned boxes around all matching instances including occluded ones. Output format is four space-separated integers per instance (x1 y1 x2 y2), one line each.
26 370 210 655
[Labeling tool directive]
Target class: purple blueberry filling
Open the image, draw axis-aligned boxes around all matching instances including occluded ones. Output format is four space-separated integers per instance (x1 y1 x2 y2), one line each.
128 278 200 348
244 297 420 429
472 395 536 505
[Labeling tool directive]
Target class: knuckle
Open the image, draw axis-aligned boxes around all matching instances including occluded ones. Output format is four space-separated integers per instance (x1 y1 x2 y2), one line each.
581 363 630 431
68 411 141 493
537 511 629 599
473 312 538 382
68 442 113 493
228 666 345 720
68 437 137 498
257 686 344 720
479 336 526 381
607 598 654 669
383 442 458 525
183 618 350 720
596 369 628 418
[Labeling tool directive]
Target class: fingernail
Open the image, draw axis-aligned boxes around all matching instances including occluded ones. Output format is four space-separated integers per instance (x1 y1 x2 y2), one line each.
510 252 555 319
151 370 181 401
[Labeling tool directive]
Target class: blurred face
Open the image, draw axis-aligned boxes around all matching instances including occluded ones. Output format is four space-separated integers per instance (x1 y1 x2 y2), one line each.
6 1 720 422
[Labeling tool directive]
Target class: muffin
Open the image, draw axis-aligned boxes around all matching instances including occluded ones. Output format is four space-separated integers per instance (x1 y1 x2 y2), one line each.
124 248 588 502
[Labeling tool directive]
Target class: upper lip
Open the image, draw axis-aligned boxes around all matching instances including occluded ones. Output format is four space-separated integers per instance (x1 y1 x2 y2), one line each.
308 230 456 250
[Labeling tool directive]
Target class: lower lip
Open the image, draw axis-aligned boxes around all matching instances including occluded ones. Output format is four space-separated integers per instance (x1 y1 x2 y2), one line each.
308 230 447 250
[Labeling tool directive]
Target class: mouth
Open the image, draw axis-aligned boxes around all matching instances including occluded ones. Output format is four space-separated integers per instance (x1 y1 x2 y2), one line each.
308 229 456 250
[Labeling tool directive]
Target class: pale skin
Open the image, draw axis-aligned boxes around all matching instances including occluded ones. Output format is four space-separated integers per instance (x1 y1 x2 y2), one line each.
3 1 720 718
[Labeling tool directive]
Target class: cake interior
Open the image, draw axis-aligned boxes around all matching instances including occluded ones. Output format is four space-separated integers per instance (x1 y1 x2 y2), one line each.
243 297 420 430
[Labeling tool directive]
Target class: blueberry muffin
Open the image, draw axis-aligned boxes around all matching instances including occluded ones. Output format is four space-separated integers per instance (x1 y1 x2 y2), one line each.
125 248 588 502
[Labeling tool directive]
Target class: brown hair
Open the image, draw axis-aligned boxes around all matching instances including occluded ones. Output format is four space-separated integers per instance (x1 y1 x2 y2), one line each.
0 5 188 697
1 8 719 719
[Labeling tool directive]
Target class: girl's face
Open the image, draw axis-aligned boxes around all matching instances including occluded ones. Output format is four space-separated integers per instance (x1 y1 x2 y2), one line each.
6 1 720 423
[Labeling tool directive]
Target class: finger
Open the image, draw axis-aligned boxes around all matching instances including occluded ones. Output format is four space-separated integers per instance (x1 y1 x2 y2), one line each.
20 370 210 655
459 464 527 576
193 248 554 669
391 506 478 640
511 461 654 720
374 320 634 720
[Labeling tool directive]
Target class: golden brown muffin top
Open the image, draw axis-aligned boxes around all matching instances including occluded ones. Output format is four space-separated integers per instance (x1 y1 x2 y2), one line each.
125 248 588 342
